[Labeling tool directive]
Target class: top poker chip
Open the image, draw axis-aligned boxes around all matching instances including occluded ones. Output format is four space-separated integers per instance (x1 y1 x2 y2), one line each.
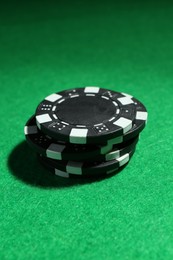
35 87 147 144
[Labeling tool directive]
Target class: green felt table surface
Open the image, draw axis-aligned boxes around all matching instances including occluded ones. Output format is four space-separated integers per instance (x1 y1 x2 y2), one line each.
1 1 173 259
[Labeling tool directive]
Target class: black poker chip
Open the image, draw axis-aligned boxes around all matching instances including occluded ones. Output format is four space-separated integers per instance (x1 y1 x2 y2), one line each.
38 148 135 178
24 115 115 161
35 87 147 145
38 154 121 178
38 147 136 175
24 115 139 162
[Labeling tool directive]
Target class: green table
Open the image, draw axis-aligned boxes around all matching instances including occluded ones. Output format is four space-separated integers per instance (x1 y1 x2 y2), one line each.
1 1 173 259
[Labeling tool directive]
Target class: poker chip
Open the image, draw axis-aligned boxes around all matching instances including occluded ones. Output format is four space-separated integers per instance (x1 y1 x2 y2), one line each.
38 148 135 178
38 148 135 175
24 115 114 161
35 87 147 145
38 154 121 178
24 115 139 162
24 86 148 178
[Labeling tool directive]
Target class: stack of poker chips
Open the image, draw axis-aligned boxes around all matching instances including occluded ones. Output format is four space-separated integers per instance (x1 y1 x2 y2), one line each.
24 87 148 178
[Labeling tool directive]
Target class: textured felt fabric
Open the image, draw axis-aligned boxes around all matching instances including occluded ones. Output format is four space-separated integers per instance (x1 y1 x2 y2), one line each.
1 1 173 259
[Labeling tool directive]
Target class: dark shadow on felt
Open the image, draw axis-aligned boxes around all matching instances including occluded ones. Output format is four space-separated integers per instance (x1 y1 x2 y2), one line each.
7 141 124 189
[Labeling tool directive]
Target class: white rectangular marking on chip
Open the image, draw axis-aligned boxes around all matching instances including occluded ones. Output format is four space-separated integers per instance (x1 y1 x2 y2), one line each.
116 153 129 167
70 128 88 144
94 123 102 126
55 169 69 178
52 106 56 111
101 96 109 100
116 109 120 114
113 117 132 134
136 111 148 121
100 143 113 154
70 95 79 98
45 93 62 102
36 122 41 130
105 150 120 161
76 125 86 127
118 97 134 105
58 99 65 104
61 121 69 125
113 101 118 106
53 114 58 119
86 94 95 96
84 86 100 93
107 136 123 145
121 92 133 98
36 114 52 124
109 117 115 122
66 161 83 175
46 143 66 160
24 125 38 135
24 126 29 135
